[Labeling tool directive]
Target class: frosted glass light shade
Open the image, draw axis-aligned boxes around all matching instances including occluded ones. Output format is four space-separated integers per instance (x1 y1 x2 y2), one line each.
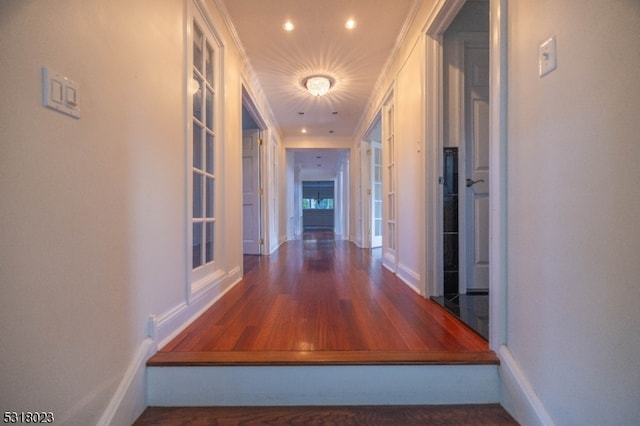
304 76 333 96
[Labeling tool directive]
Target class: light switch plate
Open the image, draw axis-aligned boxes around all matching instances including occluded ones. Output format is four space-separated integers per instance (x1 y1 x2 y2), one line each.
539 36 557 77
42 66 80 118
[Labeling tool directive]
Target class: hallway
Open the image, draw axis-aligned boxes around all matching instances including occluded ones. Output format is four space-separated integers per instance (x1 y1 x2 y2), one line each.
149 232 495 366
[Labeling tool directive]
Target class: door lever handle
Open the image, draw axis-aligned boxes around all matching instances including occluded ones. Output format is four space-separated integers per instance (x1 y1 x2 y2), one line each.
465 178 485 187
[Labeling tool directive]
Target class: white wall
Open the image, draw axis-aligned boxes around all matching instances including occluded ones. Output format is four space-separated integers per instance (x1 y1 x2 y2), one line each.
504 1 640 424
0 1 183 423
6 0 638 423
394 41 426 293
0 0 253 423
352 0 438 296
352 0 640 423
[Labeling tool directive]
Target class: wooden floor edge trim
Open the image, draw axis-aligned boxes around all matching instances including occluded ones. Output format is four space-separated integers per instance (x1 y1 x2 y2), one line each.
147 350 499 366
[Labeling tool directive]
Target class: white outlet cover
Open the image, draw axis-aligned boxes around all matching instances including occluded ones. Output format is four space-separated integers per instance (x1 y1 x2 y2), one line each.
539 36 557 77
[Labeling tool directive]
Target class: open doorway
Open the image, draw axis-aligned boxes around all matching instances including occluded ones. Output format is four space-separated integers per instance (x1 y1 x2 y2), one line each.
287 148 350 239
242 91 263 255
365 116 383 249
302 181 335 231
430 0 490 339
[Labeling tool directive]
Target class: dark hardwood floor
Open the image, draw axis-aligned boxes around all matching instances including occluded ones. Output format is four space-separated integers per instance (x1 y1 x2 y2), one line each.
133 405 519 425
148 231 495 366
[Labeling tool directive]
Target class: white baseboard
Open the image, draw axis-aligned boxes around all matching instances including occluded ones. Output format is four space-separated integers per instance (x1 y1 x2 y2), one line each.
96 338 155 426
270 237 287 254
98 270 243 425
499 346 555 426
397 262 423 295
379 259 424 296
382 253 396 273
153 271 241 349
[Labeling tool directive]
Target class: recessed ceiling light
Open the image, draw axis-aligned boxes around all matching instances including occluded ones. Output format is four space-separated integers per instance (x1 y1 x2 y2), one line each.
283 21 294 31
345 19 357 30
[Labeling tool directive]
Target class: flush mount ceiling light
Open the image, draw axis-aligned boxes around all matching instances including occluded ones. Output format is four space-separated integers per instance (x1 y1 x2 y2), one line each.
303 75 334 97
283 20 294 31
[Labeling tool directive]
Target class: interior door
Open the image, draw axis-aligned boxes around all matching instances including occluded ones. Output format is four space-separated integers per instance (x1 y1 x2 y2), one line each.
462 42 490 291
242 129 261 254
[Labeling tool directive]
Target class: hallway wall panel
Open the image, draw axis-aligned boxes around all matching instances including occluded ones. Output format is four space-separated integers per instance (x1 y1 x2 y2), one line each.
394 40 426 293
0 0 264 423
504 1 640 424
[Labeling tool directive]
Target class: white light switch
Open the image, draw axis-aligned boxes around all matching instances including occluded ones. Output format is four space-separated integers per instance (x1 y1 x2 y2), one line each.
539 36 557 77
42 66 80 118
65 85 78 106
51 79 63 104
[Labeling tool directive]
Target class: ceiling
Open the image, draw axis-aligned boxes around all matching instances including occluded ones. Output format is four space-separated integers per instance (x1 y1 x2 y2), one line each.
219 0 417 177
292 148 350 180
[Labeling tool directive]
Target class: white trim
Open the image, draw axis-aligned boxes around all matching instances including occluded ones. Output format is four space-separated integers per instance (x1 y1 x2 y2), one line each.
241 85 268 132
98 269 242 424
214 0 280 138
186 0 227 299
381 93 397 272
191 268 226 298
149 364 499 406
488 0 508 350
355 0 423 137
96 338 155 426
193 0 223 44
424 31 443 299
382 253 397 274
499 346 555 426
155 268 241 349
397 262 423 295
424 0 467 35
424 0 467 300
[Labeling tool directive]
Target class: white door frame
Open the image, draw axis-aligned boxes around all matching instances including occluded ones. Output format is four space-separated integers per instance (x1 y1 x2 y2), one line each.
241 86 268 255
370 140 383 248
360 113 383 249
357 139 372 248
381 92 398 273
424 0 507 350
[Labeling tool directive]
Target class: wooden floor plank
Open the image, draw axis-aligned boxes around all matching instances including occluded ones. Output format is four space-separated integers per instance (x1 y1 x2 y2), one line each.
150 231 495 365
